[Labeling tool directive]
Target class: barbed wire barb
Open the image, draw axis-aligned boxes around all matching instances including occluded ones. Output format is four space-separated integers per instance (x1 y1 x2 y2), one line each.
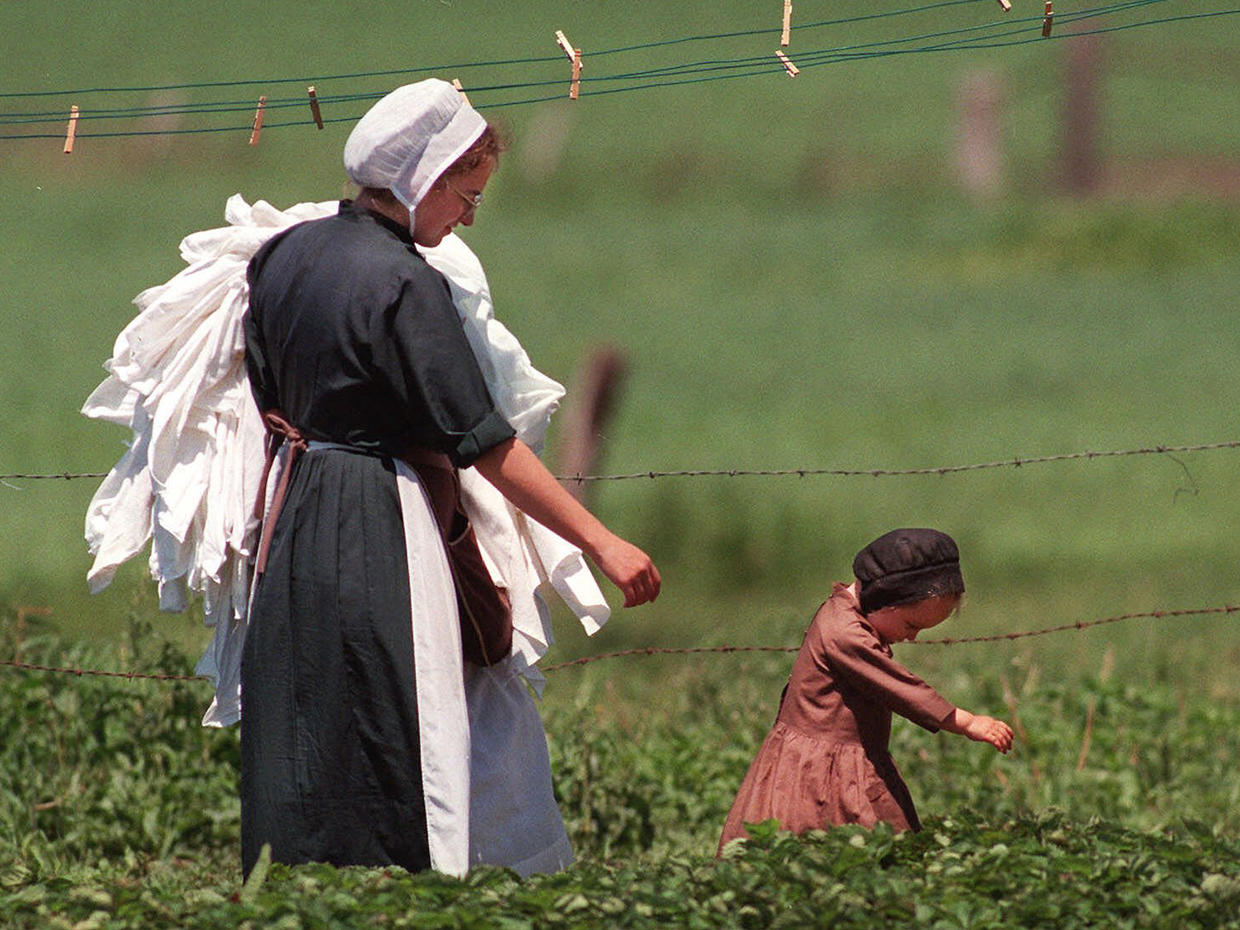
558 440 1240 483
10 439 1237 487
11 602 1227 682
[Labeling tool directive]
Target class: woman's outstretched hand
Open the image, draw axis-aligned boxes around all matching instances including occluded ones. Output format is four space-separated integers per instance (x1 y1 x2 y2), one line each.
946 709 1015 753
473 438 661 607
589 534 661 607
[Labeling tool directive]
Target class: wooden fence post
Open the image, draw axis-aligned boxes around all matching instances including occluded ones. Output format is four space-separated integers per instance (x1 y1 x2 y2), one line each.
954 69 1006 199
556 346 628 503
1061 34 1104 195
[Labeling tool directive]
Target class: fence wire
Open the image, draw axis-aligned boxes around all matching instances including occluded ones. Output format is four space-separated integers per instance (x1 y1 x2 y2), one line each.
3 604 1235 683
4 439 1238 487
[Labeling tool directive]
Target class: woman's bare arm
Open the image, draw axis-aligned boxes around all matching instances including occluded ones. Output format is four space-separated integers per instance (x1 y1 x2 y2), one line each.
472 437 661 607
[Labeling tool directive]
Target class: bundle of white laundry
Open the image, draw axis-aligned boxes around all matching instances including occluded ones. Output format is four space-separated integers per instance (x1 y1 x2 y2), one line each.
83 194 609 727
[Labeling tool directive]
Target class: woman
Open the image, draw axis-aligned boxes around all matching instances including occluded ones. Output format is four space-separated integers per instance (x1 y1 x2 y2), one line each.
240 81 660 877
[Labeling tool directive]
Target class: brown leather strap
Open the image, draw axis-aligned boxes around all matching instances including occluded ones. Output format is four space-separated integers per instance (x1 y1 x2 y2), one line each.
253 409 308 577
401 445 452 471
401 445 513 666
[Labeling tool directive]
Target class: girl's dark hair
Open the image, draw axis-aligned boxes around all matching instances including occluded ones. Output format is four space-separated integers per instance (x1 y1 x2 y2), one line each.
864 578 965 614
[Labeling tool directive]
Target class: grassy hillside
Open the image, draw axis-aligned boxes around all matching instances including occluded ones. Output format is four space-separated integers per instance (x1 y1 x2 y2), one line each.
4 4 1240 924
2 0 1239 692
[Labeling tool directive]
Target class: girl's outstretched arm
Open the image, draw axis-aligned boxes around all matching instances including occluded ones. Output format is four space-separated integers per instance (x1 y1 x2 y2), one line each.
942 708 1014 753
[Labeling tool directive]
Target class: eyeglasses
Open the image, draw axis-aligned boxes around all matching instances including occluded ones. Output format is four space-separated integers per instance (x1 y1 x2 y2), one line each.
443 179 483 210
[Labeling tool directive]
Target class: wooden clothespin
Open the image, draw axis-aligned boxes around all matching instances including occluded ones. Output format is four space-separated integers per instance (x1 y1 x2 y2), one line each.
307 86 324 129
1042 1 1054 37
781 0 792 47
995 0 1012 10
776 50 800 77
249 95 267 146
451 79 472 106
63 105 79 154
554 29 583 100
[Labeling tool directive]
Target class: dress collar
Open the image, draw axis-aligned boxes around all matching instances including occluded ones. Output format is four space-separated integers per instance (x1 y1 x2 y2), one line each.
338 199 414 245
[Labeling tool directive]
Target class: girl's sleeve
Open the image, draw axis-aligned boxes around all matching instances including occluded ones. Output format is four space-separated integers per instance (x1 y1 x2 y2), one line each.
823 621 955 731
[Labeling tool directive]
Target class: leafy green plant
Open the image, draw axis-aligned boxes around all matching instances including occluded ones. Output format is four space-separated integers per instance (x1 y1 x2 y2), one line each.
0 619 239 882
5 626 1240 927
7 812 1240 930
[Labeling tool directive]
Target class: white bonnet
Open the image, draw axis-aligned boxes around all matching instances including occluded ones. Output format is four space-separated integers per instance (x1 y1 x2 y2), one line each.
343 79 487 210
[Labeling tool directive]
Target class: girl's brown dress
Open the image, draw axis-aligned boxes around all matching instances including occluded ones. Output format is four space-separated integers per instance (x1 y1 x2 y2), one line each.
718 583 955 851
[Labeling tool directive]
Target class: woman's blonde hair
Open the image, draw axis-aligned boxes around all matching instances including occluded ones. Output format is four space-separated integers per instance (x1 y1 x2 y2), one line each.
441 123 507 179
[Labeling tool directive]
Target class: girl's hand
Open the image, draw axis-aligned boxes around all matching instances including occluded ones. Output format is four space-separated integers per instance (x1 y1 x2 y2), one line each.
964 714 1014 753
947 709 1015 753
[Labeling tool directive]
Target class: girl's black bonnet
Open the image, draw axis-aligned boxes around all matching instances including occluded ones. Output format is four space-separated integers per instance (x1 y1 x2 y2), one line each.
852 528 964 614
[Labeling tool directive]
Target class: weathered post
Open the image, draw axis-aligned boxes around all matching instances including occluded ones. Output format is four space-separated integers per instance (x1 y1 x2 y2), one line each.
557 346 628 504
954 69 1006 200
1061 34 1104 195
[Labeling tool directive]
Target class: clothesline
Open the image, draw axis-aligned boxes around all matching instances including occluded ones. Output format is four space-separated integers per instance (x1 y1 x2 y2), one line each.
4 1 1226 142
0 0 1097 102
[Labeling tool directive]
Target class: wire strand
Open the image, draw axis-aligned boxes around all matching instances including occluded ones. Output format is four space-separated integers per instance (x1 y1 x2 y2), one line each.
543 604 1240 670
558 440 1240 484
0 0 1006 102
3 2 1230 139
6 604 1234 681
5 439 1237 486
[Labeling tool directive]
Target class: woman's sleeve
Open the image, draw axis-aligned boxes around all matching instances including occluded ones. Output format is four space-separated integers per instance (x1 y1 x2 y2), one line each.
373 262 514 467
823 621 956 731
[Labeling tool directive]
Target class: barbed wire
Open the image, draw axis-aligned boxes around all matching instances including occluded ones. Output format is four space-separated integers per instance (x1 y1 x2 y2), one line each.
3 604 1235 682
558 440 1240 484
0 659 208 682
544 604 1240 668
3 439 1237 487
0 472 107 482
914 603 1240 644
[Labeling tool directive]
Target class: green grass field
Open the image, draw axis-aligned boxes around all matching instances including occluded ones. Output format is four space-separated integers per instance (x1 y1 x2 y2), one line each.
3 1 1240 923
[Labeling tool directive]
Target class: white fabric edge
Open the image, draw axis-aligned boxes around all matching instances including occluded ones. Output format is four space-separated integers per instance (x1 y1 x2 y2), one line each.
395 459 471 877
424 233 613 673
407 109 486 210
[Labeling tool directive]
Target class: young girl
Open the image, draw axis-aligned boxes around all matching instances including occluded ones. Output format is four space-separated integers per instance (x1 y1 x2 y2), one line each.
717 528 1012 851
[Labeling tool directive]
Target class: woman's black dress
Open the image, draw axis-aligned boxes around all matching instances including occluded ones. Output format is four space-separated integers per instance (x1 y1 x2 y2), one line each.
239 201 514 876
